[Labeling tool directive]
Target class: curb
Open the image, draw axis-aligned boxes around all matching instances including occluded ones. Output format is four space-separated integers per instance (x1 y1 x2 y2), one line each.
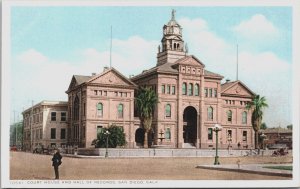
196 165 292 178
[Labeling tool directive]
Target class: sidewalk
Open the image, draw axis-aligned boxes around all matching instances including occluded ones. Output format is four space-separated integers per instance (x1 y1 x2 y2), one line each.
196 163 292 178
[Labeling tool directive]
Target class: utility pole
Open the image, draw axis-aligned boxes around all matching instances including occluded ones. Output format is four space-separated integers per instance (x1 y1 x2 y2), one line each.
30 101 34 152
236 44 239 81
110 26 113 68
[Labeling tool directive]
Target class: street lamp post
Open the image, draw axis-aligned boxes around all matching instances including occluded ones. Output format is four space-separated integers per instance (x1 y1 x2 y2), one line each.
260 133 266 150
212 124 222 165
104 130 110 158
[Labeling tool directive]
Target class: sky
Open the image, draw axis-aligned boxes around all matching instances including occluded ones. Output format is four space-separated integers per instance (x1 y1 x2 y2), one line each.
10 6 292 128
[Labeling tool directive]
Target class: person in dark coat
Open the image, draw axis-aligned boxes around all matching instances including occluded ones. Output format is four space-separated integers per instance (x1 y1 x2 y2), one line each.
52 149 62 179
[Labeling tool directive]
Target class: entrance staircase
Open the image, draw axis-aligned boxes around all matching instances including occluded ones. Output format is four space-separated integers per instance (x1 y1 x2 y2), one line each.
183 143 196 148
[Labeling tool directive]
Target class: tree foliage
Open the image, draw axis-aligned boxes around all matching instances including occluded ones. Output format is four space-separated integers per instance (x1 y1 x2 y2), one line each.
287 124 292 130
92 124 126 148
135 87 158 148
260 122 267 130
246 95 268 149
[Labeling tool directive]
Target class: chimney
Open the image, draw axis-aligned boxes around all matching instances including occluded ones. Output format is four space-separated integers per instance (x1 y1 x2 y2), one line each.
226 79 230 83
92 73 96 76
129 74 134 78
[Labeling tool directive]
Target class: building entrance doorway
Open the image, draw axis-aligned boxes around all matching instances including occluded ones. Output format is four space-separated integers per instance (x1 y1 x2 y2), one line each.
183 106 197 145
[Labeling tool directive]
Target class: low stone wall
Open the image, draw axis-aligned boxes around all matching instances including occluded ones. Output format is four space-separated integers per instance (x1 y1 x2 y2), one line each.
77 148 277 157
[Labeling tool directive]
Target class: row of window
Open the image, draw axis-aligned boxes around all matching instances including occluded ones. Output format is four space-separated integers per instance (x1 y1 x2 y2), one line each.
94 90 107 96
204 88 217 98
50 128 66 139
164 105 247 124
97 103 124 118
51 112 67 122
24 113 43 127
225 100 249 106
182 83 200 96
161 85 176 95
208 129 248 142
226 110 247 124
94 90 131 98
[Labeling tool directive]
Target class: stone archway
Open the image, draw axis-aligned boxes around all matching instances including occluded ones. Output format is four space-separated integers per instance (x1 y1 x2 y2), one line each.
183 106 197 145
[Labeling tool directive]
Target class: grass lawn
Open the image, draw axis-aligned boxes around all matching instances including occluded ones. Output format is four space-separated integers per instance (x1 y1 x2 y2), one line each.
263 166 293 171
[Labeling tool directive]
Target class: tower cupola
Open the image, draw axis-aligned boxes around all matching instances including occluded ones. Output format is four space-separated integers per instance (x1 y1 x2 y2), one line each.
157 10 186 66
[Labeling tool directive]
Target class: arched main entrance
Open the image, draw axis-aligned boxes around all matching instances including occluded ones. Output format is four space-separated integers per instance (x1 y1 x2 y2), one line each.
183 106 197 145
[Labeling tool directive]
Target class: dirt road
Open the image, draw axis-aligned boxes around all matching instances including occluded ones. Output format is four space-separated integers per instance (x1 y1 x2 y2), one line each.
10 152 292 180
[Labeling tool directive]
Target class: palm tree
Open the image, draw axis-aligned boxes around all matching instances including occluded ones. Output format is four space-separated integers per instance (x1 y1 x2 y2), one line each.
246 95 268 149
135 87 158 148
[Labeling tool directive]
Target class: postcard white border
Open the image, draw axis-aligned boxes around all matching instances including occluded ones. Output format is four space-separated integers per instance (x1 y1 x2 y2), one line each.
2 0 300 188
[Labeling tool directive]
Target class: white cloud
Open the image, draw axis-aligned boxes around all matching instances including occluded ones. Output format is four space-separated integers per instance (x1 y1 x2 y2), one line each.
12 18 292 127
179 17 292 127
232 14 280 42
16 49 48 65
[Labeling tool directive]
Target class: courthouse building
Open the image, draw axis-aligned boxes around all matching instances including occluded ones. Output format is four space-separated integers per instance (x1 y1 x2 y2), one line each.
65 11 255 149
23 11 255 150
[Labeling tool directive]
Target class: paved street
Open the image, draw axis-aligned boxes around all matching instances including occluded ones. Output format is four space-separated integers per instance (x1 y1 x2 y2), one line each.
10 152 292 180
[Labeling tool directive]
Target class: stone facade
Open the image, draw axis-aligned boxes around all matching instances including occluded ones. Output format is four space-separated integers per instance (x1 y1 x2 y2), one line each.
65 11 255 149
66 68 138 148
22 101 68 151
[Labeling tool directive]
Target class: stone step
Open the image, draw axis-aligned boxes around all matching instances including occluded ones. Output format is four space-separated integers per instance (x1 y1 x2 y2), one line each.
183 143 196 148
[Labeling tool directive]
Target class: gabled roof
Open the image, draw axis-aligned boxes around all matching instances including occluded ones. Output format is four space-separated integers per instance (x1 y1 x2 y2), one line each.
87 67 137 87
74 75 93 85
131 55 223 81
173 55 205 68
221 80 255 97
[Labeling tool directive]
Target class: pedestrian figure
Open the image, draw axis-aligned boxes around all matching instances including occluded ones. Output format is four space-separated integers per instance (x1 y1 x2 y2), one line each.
52 149 62 179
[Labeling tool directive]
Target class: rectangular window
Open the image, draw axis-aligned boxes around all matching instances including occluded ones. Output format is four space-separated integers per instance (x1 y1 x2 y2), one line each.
227 130 232 141
115 92 118 96
61 112 66 121
51 112 56 121
97 126 103 135
40 129 43 139
209 88 213 97
165 128 171 140
51 128 56 139
205 88 208 97
208 128 213 140
104 91 107 96
61 129 66 139
214 88 217 98
172 86 175 95
167 85 170 94
243 131 247 142
240 101 243 105
124 93 127 97
161 85 165 94
94 90 98 95
83 103 86 116
99 91 102 96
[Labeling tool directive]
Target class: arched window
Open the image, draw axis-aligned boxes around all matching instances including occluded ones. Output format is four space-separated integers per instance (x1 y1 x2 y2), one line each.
173 43 176 50
195 84 199 96
118 104 124 118
242 111 247 124
227 110 232 122
188 83 193 96
208 107 213 121
165 104 171 118
97 103 103 117
182 82 187 95
73 96 79 121
177 43 180 49
165 128 171 140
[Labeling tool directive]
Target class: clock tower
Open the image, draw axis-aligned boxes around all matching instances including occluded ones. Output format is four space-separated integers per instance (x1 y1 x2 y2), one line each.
157 10 187 66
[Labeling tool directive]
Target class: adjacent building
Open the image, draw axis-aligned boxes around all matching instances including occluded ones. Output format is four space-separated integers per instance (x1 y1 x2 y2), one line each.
22 101 68 151
262 128 292 149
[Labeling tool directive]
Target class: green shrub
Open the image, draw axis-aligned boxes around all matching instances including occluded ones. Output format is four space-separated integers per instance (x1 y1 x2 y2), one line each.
92 124 126 148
